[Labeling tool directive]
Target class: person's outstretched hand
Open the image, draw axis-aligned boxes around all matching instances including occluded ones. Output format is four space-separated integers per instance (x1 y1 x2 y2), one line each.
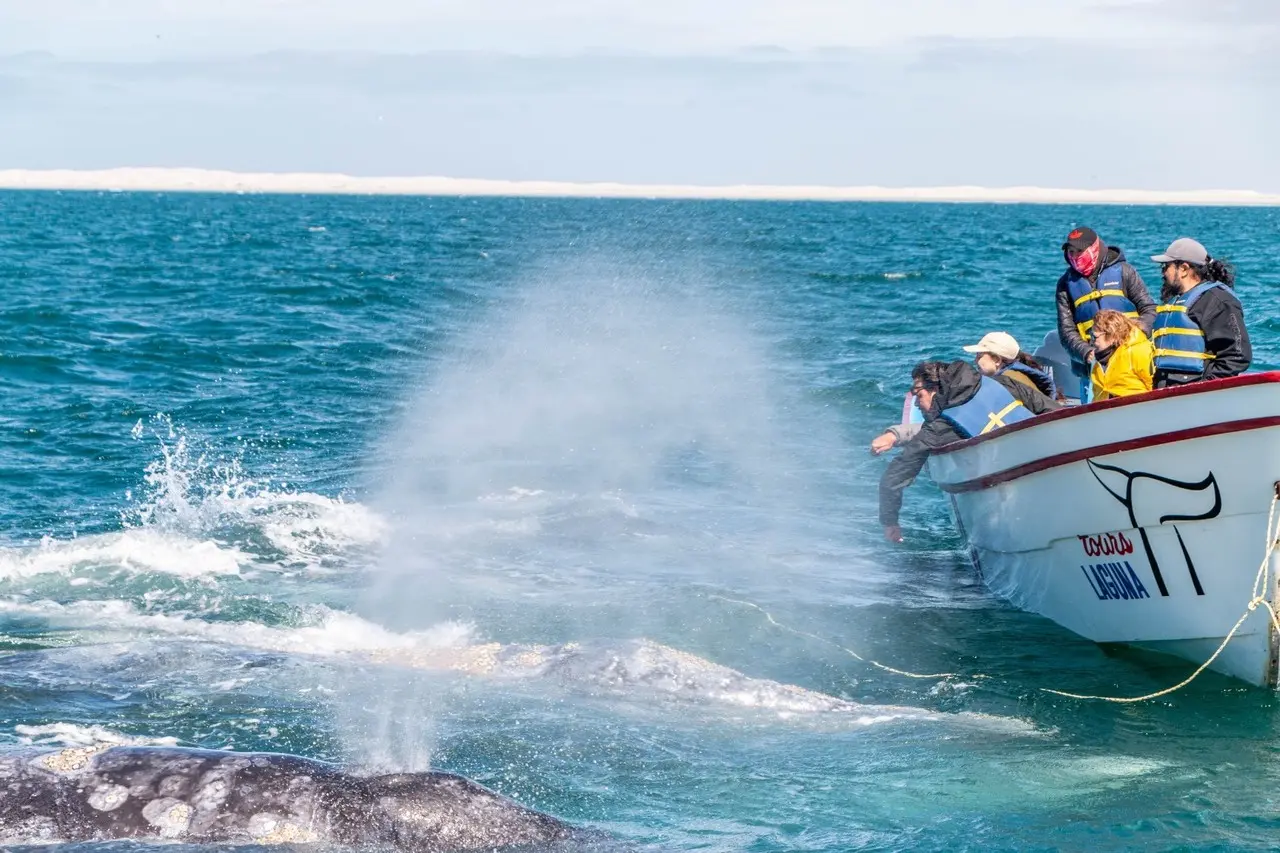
865 427 896 455
870 431 897 454
884 525 903 543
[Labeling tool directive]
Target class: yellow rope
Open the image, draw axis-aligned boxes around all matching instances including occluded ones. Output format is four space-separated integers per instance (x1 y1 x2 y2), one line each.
1045 493 1280 702
717 495 1280 702
1038 605 1259 701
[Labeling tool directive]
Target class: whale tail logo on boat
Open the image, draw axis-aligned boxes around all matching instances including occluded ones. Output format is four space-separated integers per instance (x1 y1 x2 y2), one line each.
1086 460 1222 597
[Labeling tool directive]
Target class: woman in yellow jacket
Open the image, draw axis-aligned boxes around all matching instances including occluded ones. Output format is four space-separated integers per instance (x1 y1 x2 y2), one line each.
1090 309 1154 401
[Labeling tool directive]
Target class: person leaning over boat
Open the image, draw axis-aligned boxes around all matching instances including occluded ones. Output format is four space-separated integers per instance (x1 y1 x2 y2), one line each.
1055 227 1156 401
870 331 1057 455
879 360 1059 543
1150 238 1251 388
1088 309 1153 400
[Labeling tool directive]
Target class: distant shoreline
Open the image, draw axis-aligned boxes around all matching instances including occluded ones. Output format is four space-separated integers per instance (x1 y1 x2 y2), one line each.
2 168 1279 206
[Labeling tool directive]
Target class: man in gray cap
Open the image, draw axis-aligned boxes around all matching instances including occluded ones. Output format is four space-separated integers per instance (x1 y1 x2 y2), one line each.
1149 237 1250 387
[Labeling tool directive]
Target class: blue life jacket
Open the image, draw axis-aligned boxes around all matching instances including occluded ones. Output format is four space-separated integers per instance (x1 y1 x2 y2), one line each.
1001 361 1056 400
938 376 1034 438
1152 282 1222 376
1065 263 1138 341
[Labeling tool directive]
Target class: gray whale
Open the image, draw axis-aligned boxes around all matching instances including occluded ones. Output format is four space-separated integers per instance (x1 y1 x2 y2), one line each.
0 744 587 851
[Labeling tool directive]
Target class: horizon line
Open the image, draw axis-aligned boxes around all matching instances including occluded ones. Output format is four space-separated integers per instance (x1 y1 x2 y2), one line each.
3 167 1280 206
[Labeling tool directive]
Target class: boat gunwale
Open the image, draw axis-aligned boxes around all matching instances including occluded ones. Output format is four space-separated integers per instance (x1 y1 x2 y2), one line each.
938 415 1280 493
933 370 1280 457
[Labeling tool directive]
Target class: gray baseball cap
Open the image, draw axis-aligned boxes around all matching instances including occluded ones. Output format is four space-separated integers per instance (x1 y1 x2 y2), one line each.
1152 237 1208 265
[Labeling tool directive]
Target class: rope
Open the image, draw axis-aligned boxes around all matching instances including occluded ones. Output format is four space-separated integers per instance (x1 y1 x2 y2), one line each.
708 594 986 682
1044 492 1280 702
716 493 1280 702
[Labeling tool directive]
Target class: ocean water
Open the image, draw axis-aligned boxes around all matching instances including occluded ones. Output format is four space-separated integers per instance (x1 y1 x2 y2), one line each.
2 191 1280 852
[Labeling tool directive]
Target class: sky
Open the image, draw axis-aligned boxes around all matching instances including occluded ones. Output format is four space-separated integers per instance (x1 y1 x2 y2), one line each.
1 0 1277 189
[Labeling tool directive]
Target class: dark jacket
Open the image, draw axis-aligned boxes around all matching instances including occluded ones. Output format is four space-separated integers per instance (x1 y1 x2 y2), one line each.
1055 246 1157 364
1156 285 1251 386
878 362 1060 527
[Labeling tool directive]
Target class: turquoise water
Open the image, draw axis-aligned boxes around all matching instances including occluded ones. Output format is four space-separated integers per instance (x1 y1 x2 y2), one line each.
2 191 1280 851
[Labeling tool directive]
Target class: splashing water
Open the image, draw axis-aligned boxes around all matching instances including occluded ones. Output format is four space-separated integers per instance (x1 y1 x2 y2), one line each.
122 414 388 567
1 416 387 590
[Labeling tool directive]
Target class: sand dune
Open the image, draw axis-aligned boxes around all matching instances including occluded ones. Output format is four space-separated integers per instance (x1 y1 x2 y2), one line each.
1 167 1278 206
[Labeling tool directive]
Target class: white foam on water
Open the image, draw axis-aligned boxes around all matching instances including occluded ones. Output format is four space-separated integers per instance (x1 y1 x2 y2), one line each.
12 723 179 748
0 598 476 657
234 491 389 563
0 529 246 582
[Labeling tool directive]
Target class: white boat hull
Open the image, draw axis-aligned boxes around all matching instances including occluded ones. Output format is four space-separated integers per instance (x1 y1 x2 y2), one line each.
928 373 1280 686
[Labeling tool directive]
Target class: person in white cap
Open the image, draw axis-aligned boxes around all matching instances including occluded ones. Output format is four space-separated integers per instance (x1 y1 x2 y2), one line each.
1149 237 1250 387
961 331 1057 400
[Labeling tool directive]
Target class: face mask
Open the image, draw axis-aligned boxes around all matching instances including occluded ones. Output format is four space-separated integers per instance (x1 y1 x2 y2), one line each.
1070 237 1103 277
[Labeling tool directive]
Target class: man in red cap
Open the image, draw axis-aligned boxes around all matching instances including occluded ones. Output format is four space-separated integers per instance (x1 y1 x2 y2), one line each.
1055 227 1156 401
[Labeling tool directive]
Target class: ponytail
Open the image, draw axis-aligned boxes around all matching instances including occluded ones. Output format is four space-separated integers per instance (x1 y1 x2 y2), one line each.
1013 351 1059 399
1204 256 1236 287
1015 351 1049 373
1164 253 1236 296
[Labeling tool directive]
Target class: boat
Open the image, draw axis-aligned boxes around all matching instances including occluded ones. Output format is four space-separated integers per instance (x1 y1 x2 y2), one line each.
925 371 1280 686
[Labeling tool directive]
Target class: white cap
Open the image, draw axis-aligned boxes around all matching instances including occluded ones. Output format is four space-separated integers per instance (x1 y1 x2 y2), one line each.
962 331 1020 361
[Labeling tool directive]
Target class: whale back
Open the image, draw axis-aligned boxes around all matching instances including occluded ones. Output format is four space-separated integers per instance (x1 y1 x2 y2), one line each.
368 770 577 852
1 746 396 847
